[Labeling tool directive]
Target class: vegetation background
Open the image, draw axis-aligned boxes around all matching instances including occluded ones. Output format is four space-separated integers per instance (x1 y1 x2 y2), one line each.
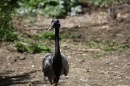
0 0 130 53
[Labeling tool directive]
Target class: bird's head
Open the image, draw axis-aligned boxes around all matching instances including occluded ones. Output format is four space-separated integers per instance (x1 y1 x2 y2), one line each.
48 19 60 31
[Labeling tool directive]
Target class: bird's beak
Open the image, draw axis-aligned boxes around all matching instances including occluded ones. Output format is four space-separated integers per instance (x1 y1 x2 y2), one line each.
48 23 54 31
48 26 52 31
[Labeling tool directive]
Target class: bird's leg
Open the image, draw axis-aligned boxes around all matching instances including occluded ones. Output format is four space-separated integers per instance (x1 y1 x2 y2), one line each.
53 77 59 86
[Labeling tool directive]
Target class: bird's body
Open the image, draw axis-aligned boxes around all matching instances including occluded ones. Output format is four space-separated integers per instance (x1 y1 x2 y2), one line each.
42 19 69 86
42 54 69 84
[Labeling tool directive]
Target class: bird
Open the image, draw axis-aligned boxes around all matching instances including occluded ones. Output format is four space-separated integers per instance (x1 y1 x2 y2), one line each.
42 19 69 86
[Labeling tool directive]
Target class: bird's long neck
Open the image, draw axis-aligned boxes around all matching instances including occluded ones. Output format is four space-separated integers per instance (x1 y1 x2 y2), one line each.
53 25 62 77
54 28 61 57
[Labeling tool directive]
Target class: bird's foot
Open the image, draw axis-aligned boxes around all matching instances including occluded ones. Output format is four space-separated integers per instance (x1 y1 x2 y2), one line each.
51 83 58 86
51 84 55 86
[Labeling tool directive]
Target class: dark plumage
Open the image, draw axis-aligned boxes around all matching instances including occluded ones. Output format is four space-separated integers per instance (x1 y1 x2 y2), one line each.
42 19 69 86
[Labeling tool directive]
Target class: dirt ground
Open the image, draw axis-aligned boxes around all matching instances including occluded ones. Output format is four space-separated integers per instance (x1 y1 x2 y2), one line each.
0 8 130 86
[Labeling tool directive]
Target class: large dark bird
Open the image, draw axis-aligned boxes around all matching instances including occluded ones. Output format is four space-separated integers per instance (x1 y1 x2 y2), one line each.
42 19 69 86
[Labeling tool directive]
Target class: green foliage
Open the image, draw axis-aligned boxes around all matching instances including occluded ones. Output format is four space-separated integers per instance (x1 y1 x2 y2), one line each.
14 30 56 54
118 44 130 48
92 52 105 59
16 0 82 18
0 0 18 8
15 42 30 53
40 4 65 18
87 38 118 51
30 42 51 54
70 5 82 16
103 40 117 51
36 30 54 40
60 33 70 39
15 42 51 53
87 37 130 51
0 1 18 41
91 0 130 7
87 38 101 49
79 0 130 7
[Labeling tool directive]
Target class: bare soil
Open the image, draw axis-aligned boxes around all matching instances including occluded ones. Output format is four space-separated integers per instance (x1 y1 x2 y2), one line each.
0 9 130 86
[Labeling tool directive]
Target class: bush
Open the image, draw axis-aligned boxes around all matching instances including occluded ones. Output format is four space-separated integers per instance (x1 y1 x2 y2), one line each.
30 42 51 54
35 30 54 40
15 42 51 53
0 0 18 41
16 0 82 18
15 42 30 53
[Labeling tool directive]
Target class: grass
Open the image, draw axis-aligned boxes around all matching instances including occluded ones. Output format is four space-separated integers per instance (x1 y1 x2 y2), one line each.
67 37 130 59
3 28 130 54
3 28 71 54
35 30 54 40
2 25 130 54
14 31 54 53
86 37 127 51
92 52 105 59
15 41 51 54
60 33 70 39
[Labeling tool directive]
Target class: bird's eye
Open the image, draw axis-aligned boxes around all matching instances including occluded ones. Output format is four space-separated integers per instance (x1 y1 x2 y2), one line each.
55 20 59 24
51 19 60 27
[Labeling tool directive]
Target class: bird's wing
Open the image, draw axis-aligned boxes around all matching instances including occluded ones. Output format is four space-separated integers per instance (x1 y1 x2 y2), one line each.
61 54 69 76
42 54 54 76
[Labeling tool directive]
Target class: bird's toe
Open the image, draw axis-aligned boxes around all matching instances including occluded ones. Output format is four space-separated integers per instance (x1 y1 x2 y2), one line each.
51 84 55 86
51 83 58 86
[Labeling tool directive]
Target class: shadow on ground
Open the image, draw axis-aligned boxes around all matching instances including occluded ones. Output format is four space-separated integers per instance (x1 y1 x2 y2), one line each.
0 70 43 86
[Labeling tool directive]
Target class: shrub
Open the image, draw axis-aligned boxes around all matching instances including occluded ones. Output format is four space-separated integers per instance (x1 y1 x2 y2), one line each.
30 42 51 54
0 0 18 41
15 42 51 53
35 30 54 40
16 0 82 18
15 42 30 53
